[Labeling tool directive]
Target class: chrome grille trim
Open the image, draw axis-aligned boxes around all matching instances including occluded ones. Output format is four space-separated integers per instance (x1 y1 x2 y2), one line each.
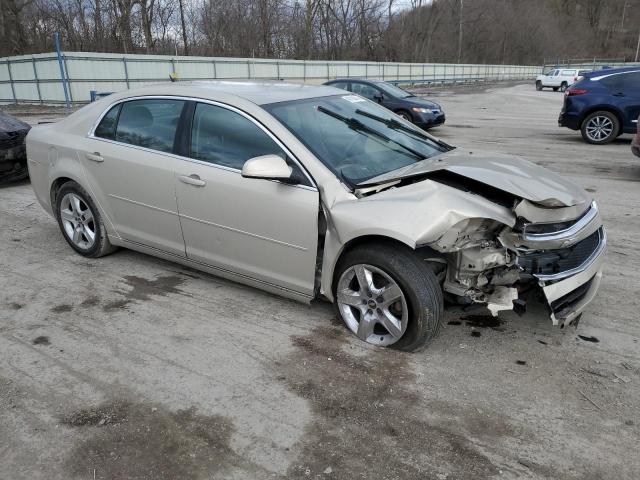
534 227 606 282
522 201 598 242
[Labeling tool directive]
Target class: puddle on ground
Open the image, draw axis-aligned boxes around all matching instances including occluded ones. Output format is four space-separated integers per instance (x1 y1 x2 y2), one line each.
578 335 600 343
51 304 73 313
275 325 500 479
103 275 187 311
461 315 505 331
80 295 100 308
62 400 272 480
32 335 50 346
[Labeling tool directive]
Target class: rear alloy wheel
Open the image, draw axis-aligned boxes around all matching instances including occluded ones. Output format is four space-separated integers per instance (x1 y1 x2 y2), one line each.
535 81 543 91
560 81 568 92
55 181 116 257
334 244 443 352
581 111 620 145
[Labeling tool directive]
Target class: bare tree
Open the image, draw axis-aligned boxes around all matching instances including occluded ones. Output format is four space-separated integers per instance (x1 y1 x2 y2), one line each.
2 0 640 64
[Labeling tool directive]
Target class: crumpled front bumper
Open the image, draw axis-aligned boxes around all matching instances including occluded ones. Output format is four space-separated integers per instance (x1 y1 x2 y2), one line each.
538 228 606 327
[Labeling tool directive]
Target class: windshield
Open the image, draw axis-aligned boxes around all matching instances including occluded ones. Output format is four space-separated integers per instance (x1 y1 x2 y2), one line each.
264 95 448 186
376 82 413 98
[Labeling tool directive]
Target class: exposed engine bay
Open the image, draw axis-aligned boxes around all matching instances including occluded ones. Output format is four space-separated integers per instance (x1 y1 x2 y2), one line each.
430 195 604 327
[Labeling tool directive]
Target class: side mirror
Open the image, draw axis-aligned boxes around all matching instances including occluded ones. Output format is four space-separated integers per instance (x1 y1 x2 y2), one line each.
373 94 384 103
241 154 295 183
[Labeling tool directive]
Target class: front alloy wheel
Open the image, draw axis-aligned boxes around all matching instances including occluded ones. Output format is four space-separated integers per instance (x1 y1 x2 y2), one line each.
337 264 408 346
333 243 443 352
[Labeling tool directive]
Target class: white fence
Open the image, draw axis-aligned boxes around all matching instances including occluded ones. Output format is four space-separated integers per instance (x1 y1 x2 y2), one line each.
0 51 545 104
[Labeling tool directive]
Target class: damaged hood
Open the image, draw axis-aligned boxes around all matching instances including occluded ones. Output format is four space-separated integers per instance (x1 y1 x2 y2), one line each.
359 151 591 207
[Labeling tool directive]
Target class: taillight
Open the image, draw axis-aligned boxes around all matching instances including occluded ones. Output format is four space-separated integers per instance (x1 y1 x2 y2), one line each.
566 88 587 96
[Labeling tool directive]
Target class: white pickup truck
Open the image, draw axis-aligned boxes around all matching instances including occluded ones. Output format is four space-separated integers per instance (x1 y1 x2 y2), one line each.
535 68 589 92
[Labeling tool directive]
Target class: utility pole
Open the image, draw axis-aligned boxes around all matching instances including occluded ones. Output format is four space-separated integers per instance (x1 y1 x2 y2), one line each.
457 0 463 64
635 28 640 63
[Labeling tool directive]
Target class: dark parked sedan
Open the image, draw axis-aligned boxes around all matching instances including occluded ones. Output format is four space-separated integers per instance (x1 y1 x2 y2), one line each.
1 110 31 184
324 79 445 130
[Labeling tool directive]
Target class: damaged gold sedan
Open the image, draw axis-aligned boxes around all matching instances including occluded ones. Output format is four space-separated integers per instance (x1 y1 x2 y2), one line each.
26 82 605 351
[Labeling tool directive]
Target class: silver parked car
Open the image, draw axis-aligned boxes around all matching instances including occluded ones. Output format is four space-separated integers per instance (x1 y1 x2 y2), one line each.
27 82 606 351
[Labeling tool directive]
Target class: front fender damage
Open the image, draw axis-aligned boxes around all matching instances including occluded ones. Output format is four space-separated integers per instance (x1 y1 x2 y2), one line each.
317 180 516 302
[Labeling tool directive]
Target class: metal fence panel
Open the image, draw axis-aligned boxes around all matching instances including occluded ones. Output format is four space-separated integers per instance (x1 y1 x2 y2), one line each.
6 51 636 104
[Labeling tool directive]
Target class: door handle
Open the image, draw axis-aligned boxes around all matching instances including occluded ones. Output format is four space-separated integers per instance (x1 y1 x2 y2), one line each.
178 174 206 187
85 152 104 163
613 92 625 97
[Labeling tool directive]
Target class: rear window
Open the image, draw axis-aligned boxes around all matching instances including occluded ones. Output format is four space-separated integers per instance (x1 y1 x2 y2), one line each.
114 99 185 153
329 81 349 91
561 70 575 76
95 104 121 140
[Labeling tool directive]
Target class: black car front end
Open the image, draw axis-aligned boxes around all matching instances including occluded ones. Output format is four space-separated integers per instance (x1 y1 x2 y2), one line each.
0 111 31 184
412 107 446 130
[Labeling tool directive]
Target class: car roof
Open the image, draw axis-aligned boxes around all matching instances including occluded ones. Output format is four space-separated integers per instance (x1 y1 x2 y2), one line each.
585 66 640 79
109 80 344 106
328 78 384 84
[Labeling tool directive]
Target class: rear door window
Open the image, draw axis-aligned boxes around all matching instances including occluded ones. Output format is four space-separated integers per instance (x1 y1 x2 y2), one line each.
621 72 640 90
351 83 381 101
599 73 633 92
114 99 186 153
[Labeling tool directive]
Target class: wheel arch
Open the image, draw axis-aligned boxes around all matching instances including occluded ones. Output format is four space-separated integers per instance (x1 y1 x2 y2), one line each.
579 105 624 129
394 108 413 120
50 176 80 214
321 233 444 302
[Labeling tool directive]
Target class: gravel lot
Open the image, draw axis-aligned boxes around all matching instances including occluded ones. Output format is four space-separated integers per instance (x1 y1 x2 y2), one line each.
1 82 639 480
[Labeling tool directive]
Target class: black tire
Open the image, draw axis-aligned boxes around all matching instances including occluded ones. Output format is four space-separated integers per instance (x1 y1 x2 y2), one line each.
396 110 413 123
333 243 444 352
54 181 116 258
580 111 620 145
552 87 559 92
560 81 568 92
535 81 543 91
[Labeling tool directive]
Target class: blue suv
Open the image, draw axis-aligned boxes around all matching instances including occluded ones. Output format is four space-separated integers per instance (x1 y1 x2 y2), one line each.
559 67 640 144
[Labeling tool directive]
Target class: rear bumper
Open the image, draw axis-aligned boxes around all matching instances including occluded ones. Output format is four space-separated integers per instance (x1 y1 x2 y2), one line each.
558 111 580 130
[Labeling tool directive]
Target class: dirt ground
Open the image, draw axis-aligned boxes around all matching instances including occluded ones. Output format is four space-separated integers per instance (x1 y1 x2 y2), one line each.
1 83 639 480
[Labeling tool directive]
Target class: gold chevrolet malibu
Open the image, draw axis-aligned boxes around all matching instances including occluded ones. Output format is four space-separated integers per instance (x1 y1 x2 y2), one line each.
26 81 606 351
